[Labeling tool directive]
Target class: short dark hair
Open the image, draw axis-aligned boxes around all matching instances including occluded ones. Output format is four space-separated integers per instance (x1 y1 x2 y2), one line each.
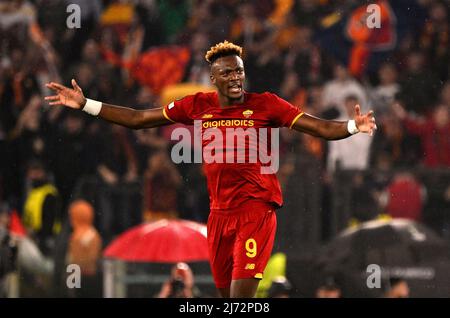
0 202 10 215
27 159 46 172
382 276 407 293
318 276 340 290
344 94 359 103
268 277 292 297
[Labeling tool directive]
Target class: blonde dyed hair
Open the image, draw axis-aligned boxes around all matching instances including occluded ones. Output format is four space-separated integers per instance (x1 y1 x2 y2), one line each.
204 40 243 64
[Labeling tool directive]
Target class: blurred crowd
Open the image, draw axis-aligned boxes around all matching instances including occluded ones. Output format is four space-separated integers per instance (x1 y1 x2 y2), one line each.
0 0 449 297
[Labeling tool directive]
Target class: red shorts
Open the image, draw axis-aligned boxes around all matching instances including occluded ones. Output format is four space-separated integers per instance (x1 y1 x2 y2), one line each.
207 200 277 289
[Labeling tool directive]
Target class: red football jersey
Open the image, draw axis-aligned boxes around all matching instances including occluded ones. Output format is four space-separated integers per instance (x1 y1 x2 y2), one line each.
163 91 303 210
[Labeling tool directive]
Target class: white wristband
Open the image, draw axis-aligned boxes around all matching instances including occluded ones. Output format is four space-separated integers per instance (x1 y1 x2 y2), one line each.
347 119 359 135
82 98 102 116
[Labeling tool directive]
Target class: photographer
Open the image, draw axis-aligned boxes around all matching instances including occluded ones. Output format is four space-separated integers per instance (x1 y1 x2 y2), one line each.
156 262 199 298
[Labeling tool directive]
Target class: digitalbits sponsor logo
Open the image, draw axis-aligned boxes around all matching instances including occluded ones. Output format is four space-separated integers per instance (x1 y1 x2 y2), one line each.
170 120 279 174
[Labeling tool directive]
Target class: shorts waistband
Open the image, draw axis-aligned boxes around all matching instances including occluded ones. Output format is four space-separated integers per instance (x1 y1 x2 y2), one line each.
210 200 276 216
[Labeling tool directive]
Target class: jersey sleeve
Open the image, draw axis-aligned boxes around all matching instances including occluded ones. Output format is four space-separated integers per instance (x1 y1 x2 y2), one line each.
163 94 195 125
266 93 304 128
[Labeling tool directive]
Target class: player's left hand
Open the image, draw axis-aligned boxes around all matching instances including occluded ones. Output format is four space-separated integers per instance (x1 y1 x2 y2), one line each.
354 104 377 136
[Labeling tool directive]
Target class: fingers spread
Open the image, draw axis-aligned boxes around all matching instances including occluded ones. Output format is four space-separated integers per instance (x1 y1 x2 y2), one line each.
71 79 82 91
46 83 60 91
45 95 59 101
355 104 361 116
49 82 66 90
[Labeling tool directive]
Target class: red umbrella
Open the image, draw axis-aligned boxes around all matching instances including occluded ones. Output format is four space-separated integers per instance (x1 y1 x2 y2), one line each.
103 219 209 263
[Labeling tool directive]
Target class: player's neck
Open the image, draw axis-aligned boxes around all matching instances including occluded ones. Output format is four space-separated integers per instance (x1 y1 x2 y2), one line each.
218 93 245 108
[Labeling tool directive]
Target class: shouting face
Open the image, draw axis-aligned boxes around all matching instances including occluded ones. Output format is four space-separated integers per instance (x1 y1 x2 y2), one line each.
210 55 245 104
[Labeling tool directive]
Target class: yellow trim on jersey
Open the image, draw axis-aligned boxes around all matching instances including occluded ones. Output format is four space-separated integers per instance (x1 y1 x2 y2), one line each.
254 273 263 279
162 108 175 123
289 112 304 129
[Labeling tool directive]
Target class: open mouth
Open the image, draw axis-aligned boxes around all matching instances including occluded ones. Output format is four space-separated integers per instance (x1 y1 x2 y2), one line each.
228 83 242 94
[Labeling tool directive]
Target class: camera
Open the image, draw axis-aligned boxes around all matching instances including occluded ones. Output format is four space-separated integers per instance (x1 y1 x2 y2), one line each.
169 277 185 297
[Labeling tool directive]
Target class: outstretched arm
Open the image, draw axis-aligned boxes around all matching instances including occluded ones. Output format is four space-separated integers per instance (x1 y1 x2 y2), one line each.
292 105 377 140
45 80 172 129
391 102 427 135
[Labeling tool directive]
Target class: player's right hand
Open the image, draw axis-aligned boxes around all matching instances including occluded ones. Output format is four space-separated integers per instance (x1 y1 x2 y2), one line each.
45 79 86 109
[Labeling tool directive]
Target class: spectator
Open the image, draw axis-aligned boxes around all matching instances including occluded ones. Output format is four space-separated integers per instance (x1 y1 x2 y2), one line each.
383 277 410 298
9 94 49 163
379 171 426 222
315 276 342 298
267 276 292 298
143 150 182 222
66 200 102 298
369 110 421 170
79 39 101 70
183 32 211 85
62 0 102 65
392 102 450 167
292 0 324 28
245 36 285 94
322 63 368 117
418 1 450 83
229 2 265 49
22 160 61 257
50 111 89 209
156 262 199 298
398 50 441 116
88 123 139 242
327 95 373 172
370 62 400 116
284 25 328 88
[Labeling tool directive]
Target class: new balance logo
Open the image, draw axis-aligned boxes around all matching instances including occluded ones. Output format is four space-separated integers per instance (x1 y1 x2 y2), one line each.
245 263 255 270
